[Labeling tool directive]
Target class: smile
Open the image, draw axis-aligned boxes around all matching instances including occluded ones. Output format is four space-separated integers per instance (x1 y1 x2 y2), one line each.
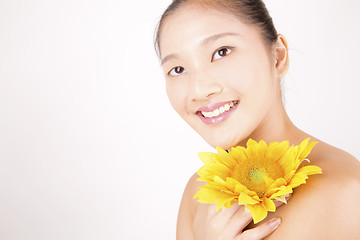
201 100 239 118
196 100 239 125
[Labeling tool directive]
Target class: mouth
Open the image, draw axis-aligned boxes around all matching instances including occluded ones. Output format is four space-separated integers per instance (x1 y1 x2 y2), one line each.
196 100 239 125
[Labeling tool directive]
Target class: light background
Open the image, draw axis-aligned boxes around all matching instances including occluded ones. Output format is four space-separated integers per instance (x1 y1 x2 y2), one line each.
0 0 359 239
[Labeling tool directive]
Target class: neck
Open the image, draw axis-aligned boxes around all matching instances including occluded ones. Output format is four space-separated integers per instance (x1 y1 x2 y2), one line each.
236 101 310 147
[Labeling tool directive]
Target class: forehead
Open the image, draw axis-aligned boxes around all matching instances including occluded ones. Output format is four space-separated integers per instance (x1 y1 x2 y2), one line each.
159 5 262 57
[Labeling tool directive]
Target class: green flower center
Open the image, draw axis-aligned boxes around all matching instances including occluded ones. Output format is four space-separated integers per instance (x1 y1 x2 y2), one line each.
232 159 285 198
248 167 267 184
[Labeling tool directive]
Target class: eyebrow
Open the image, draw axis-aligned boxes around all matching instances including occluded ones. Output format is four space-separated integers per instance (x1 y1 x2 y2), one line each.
161 32 240 65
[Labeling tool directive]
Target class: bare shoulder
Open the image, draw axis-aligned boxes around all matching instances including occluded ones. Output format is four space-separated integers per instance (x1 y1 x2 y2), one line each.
266 140 360 239
176 172 203 240
176 139 360 239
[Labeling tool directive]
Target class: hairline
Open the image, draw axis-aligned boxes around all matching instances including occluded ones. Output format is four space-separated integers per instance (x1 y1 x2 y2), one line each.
155 1 275 59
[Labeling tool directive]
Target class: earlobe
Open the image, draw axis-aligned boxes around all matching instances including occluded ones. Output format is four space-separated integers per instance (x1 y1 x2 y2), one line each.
273 34 289 78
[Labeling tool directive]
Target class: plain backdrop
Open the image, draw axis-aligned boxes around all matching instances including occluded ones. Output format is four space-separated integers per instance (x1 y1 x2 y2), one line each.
0 0 359 239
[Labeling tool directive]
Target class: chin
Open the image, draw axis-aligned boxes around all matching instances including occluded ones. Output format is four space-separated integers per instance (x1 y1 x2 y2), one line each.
204 135 236 150
202 127 252 150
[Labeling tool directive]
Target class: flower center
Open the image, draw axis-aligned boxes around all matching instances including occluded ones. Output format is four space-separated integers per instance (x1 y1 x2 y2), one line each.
248 167 267 184
232 159 285 198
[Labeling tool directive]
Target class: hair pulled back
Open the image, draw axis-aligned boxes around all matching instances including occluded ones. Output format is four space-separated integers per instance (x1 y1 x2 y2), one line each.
154 0 278 57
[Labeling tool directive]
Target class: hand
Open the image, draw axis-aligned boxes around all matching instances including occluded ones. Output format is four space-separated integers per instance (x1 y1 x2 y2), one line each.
192 196 290 240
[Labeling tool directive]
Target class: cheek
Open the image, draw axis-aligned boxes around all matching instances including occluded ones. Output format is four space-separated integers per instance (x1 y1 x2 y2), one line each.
212 63 256 97
166 81 188 115
223 53 275 96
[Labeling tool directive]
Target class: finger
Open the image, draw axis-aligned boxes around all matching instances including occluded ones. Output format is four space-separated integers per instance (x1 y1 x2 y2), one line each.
235 218 281 240
216 204 241 219
274 199 285 208
208 204 242 230
194 203 241 231
200 202 240 219
221 205 253 239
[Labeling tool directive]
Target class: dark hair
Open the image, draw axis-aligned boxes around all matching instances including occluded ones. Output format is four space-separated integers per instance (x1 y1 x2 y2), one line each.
154 0 278 57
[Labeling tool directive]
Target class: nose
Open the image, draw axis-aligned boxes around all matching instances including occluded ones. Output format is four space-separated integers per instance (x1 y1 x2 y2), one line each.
190 72 223 102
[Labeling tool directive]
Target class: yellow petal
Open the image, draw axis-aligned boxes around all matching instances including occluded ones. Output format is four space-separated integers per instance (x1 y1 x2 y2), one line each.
268 178 287 190
257 140 268 159
284 170 296 182
296 138 310 156
263 175 275 186
238 192 260 205
197 152 218 165
288 165 322 188
194 186 235 203
273 195 288 204
268 186 293 199
216 146 238 169
213 175 226 184
235 184 259 198
197 163 230 179
224 177 243 192
262 197 276 212
233 181 249 193
246 139 264 159
297 165 322 176
247 203 268 224
287 172 308 188
217 196 237 211
297 138 317 161
246 138 257 153
267 140 290 162
278 147 297 172
229 146 248 163
208 176 242 194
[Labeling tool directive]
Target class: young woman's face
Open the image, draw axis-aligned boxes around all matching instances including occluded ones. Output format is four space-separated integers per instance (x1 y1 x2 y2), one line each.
159 5 281 149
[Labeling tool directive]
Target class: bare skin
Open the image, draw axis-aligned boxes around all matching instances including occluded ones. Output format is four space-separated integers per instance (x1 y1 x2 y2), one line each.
177 136 360 239
158 4 360 239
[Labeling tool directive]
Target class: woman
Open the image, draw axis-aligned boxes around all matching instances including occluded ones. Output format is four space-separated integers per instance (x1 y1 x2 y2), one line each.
155 0 360 239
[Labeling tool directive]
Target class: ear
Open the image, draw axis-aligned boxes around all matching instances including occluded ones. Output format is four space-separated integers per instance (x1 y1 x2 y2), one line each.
273 34 289 78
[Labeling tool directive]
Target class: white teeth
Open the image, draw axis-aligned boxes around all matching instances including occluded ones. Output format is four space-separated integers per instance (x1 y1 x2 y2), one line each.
202 112 209 118
201 100 238 118
219 106 225 114
202 111 211 118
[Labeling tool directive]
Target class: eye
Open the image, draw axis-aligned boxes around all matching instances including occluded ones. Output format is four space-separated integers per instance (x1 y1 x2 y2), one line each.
168 66 187 76
211 46 234 62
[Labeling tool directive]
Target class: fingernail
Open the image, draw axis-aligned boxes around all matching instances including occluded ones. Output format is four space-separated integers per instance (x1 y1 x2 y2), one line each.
268 218 281 230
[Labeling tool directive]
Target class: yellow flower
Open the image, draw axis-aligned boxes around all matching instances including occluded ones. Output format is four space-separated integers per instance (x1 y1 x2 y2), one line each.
193 138 322 224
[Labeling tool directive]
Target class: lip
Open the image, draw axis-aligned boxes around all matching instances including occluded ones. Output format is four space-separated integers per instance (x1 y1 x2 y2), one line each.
197 100 235 112
196 100 239 125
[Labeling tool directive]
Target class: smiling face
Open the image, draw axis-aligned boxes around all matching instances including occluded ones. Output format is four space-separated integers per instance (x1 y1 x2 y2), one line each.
159 5 285 149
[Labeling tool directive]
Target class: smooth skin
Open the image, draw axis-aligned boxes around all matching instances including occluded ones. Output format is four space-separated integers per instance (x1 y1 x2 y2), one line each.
159 4 360 240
